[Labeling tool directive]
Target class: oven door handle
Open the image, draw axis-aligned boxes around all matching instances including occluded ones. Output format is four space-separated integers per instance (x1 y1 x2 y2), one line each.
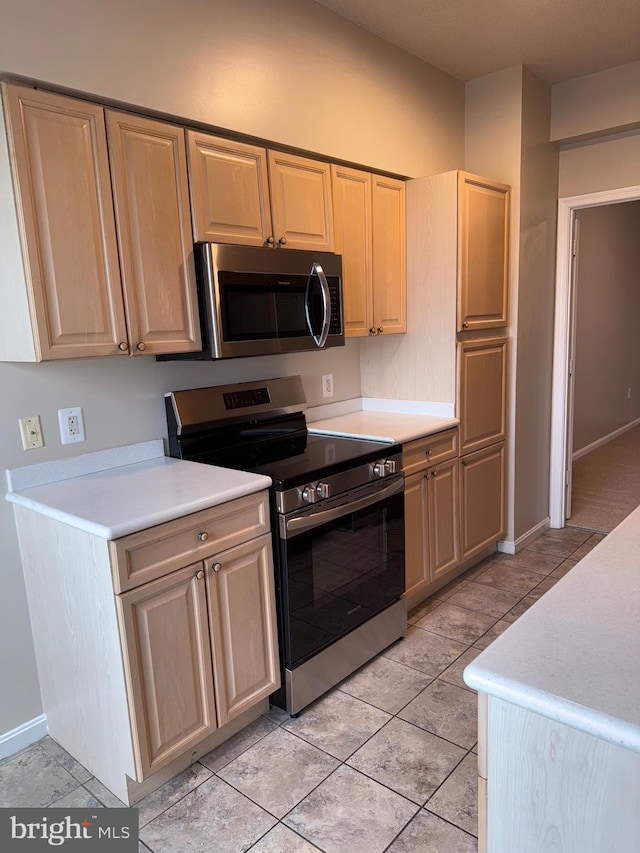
305 263 331 348
281 475 404 539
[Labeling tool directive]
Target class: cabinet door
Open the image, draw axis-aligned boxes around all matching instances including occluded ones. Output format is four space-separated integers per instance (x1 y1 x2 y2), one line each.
427 458 460 581
116 563 217 780
331 164 373 336
268 151 334 250
206 534 280 727
372 175 406 334
403 469 430 609
458 172 509 332
107 112 201 355
187 132 273 246
458 337 507 455
460 442 506 562
3 84 127 359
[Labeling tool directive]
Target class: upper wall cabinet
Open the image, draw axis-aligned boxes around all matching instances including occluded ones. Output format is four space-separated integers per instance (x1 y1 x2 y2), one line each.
458 172 509 332
332 165 406 337
0 84 128 360
0 84 201 361
106 112 201 355
187 134 334 251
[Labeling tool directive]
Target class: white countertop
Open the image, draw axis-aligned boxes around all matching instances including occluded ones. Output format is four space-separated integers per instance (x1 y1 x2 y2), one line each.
6 441 271 540
464 506 640 753
309 411 459 444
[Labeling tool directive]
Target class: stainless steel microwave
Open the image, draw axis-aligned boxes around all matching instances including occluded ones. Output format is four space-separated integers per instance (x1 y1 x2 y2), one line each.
190 243 344 359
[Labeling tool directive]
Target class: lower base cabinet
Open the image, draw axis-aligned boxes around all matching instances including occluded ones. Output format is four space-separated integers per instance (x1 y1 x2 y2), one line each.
404 432 506 608
12 490 280 805
117 533 279 779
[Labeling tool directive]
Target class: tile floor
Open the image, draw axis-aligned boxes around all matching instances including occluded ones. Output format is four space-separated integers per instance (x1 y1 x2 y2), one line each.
0 527 604 853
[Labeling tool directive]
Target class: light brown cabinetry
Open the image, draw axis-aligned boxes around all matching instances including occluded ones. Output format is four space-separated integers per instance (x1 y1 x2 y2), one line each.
106 112 201 355
188 133 334 251
458 172 509 333
403 428 460 608
0 83 201 360
459 442 506 563
13 489 279 805
332 164 406 337
457 336 507 455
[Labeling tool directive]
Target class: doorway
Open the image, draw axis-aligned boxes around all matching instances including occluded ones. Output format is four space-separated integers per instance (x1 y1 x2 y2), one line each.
549 184 640 528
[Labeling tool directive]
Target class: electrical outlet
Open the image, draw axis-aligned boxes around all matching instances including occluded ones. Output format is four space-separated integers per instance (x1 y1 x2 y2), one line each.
58 406 86 444
322 373 334 399
19 415 44 450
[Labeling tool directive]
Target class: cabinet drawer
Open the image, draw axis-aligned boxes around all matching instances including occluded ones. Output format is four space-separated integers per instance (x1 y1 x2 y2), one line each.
109 491 270 592
403 427 458 475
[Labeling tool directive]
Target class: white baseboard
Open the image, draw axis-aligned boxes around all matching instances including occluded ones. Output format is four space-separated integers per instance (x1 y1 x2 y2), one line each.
573 416 640 461
498 517 550 555
0 714 47 760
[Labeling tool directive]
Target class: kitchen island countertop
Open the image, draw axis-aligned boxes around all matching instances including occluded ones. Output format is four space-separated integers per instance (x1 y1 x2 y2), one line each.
463 505 640 753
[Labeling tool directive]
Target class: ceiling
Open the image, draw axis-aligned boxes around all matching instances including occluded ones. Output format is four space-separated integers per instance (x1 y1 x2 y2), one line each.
312 0 640 84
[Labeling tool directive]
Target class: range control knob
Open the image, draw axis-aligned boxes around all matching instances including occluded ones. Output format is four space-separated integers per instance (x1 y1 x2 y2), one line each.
372 462 386 478
301 485 318 504
316 482 331 500
385 459 397 475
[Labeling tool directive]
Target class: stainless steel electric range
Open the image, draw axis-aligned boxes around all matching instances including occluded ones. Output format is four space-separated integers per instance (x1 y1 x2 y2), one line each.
165 376 406 715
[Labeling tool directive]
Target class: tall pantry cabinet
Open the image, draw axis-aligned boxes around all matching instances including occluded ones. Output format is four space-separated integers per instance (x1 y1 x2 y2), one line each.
404 171 509 605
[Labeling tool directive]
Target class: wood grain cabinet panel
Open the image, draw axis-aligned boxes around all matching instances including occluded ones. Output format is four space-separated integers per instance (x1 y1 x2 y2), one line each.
106 111 201 355
116 563 217 779
460 442 506 563
372 174 406 335
187 132 273 246
458 337 507 455
205 534 280 726
458 172 509 332
1 83 127 359
427 458 461 582
268 150 334 250
403 469 430 608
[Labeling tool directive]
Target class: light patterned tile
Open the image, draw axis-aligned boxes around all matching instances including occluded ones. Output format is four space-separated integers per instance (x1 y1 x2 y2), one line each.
503 594 538 622
387 808 478 852
83 777 126 809
200 715 277 772
0 743 80 808
542 528 591 546
217 728 338 818
445 582 520 619
551 558 578 578
439 647 482 692
498 550 564 576
529 577 559 599
408 599 442 625
282 690 390 760
570 533 605 560
347 717 466 805
284 765 417 853
140 776 276 852
524 538 579 559
398 679 477 749
383 626 469 676
249 822 321 852
136 762 213 827
472 563 543 596
426 753 479 836
39 736 92 784
415 603 496 645
339 655 432 714
50 787 103 808
473 619 512 650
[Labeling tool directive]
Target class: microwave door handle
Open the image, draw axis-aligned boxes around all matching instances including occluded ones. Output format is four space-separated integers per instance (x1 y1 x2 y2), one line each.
305 263 331 348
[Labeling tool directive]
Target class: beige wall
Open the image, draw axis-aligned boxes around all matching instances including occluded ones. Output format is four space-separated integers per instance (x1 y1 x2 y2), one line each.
551 61 640 143
0 0 465 739
558 133 640 197
573 202 640 451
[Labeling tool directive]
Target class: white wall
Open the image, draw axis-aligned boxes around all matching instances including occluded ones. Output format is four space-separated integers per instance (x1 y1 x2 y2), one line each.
0 0 464 741
573 202 640 451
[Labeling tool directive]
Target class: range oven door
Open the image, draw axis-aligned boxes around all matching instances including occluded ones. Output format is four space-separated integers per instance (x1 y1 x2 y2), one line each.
276 475 405 669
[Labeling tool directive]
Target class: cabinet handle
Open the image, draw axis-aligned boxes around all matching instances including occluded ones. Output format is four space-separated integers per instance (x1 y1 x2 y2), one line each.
211 562 222 573
136 342 147 352
377 326 383 335
461 459 468 466
425 449 432 458
118 342 129 352
462 322 469 329
194 569 204 580
197 531 209 542
278 236 287 246
266 236 275 246
369 328 376 335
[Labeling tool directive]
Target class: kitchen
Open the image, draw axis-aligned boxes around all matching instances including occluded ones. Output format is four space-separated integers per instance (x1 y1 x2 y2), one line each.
1 0 640 850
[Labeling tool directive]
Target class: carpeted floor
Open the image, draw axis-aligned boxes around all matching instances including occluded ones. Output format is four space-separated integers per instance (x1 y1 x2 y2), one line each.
567 425 640 533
